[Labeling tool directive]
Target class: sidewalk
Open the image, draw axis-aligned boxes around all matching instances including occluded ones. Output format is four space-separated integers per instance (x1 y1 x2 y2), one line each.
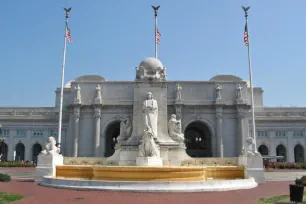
0 180 294 204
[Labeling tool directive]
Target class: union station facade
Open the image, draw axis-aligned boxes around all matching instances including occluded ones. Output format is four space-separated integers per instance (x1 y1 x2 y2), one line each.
0 58 305 164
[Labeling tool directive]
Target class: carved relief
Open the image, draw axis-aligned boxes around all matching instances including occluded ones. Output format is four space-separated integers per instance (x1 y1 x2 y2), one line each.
94 109 101 118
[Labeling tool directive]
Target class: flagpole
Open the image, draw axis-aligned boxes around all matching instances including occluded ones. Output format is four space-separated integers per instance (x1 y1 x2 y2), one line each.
152 5 160 59
58 8 71 151
242 6 257 153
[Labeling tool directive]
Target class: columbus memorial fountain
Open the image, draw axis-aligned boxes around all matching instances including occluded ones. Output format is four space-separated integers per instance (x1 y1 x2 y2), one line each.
35 57 264 192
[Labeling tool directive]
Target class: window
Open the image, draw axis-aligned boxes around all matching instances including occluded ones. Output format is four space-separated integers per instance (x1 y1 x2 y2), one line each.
0 129 9 136
33 130 43 136
49 130 58 136
257 131 268 137
276 131 286 137
293 131 304 137
16 130 25 136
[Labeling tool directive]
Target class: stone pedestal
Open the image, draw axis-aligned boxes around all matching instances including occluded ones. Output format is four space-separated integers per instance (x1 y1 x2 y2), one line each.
238 153 265 184
35 154 63 182
136 156 163 167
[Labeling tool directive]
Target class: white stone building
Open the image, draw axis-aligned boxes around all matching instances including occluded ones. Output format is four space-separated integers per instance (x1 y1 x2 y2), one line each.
0 58 304 163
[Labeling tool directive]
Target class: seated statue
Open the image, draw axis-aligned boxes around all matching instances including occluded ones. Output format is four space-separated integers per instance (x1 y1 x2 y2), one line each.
117 118 132 142
40 136 60 156
241 137 260 156
168 114 185 143
138 126 160 157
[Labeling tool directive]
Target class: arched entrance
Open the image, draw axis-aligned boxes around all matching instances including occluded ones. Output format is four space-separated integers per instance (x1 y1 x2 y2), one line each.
15 143 25 161
294 144 304 163
32 143 42 163
0 143 8 161
184 121 212 158
104 121 121 157
258 145 269 156
276 144 286 162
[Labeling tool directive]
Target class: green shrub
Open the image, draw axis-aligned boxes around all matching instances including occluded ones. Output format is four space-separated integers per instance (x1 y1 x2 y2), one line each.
0 161 35 167
0 174 11 182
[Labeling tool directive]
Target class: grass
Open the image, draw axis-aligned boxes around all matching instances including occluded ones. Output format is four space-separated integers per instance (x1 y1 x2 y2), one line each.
259 192 306 204
0 192 23 204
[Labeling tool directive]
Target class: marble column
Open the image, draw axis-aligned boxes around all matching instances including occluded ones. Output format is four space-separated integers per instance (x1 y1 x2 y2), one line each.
175 104 183 120
25 129 32 161
237 111 245 155
72 107 80 157
287 133 294 163
269 132 276 156
216 107 223 157
7 137 14 161
93 107 101 157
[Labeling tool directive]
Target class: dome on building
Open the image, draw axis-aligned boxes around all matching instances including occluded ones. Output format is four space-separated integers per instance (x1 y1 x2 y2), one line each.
209 75 243 82
74 75 107 83
139 57 163 70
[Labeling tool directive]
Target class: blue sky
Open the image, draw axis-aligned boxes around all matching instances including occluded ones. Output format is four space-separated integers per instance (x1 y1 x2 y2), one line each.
0 0 305 107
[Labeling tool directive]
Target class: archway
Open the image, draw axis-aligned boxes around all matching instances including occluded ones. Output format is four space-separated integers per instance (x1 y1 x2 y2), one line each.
184 121 212 157
294 144 304 163
0 143 8 161
32 143 42 163
276 144 286 162
104 121 121 157
15 143 25 161
258 145 269 156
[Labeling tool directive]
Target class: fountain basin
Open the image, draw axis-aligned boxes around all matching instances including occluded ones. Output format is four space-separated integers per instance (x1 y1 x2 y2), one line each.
56 165 245 181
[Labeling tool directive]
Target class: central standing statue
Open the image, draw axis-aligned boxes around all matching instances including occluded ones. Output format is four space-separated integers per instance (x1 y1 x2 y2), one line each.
142 92 158 139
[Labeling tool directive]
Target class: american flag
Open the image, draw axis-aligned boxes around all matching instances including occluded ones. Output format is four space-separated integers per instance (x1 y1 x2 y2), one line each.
66 27 72 43
156 28 161 44
244 22 248 46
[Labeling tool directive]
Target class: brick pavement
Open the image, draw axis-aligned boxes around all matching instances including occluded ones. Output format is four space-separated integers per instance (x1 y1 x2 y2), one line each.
0 179 295 204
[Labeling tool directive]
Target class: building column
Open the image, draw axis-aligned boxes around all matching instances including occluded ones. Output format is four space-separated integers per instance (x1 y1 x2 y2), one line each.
7 137 14 161
175 103 183 120
72 107 80 157
269 132 276 156
93 106 102 157
237 111 245 155
287 133 294 163
25 129 32 161
216 106 223 157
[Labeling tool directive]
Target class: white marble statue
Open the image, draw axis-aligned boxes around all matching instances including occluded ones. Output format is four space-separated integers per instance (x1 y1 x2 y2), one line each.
74 84 81 103
160 67 166 80
138 126 160 157
242 137 259 156
175 84 182 101
237 84 242 99
94 84 102 103
142 92 158 139
215 85 222 100
40 136 60 155
117 117 132 142
168 114 184 143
